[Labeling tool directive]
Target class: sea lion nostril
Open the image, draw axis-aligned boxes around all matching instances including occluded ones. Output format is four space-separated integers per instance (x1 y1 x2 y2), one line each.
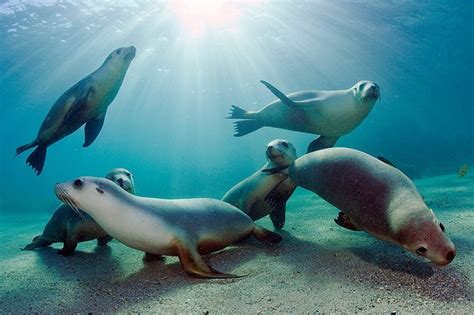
446 250 455 261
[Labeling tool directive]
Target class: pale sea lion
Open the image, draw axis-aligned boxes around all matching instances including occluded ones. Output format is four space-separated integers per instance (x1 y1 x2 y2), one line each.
222 139 297 229
16 46 136 175
288 148 456 266
54 177 282 278
227 80 379 153
23 168 135 256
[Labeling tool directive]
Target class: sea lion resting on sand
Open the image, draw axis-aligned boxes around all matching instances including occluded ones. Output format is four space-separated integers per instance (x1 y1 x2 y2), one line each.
228 80 379 152
287 148 456 266
223 139 297 229
54 176 282 278
23 168 135 256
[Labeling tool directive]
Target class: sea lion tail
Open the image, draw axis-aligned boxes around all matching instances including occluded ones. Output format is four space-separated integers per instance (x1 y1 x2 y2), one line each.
16 141 38 156
26 145 47 176
233 120 263 137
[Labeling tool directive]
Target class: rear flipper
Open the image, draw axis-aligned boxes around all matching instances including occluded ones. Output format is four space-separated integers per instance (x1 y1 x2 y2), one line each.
233 120 263 137
26 145 47 175
252 225 282 245
174 239 245 279
97 235 113 246
58 237 78 256
22 235 52 251
307 136 339 153
334 212 362 231
226 105 252 119
16 140 38 156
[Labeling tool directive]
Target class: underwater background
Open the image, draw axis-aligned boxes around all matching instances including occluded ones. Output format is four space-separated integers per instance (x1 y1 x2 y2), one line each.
1 1 473 214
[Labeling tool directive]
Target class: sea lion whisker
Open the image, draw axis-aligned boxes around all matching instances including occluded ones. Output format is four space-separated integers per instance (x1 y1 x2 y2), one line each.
57 187 85 221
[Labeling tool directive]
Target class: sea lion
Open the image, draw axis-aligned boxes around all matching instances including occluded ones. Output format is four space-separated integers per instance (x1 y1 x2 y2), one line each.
222 139 297 229
54 176 282 278
16 46 136 175
288 148 456 266
23 168 135 256
227 80 379 153
105 167 136 194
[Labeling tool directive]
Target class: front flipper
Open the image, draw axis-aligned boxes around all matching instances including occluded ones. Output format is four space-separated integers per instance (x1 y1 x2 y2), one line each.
334 212 362 231
174 239 245 279
58 237 78 256
62 87 94 126
264 178 295 230
260 80 296 107
83 112 106 147
261 165 290 174
252 225 282 245
264 178 289 230
307 136 339 153
270 205 286 230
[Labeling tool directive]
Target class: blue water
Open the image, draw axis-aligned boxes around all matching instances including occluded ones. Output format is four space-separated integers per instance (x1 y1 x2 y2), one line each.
0 0 473 213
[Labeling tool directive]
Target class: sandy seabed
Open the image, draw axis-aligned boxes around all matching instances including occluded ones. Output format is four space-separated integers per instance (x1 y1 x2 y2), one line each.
0 174 472 313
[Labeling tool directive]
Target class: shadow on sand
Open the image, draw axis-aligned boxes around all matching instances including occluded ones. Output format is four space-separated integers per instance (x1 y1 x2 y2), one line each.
276 230 472 302
53 239 268 312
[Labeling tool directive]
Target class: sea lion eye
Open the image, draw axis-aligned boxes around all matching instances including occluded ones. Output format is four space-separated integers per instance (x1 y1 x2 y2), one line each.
439 223 445 232
416 247 427 255
281 142 288 148
74 179 83 188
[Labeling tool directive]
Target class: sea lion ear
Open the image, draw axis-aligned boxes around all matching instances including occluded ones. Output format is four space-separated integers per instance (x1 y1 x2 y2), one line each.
96 187 104 194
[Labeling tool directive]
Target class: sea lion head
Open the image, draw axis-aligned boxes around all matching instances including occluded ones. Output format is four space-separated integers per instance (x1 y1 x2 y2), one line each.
396 207 456 266
105 168 135 194
55 177 125 219
352 80 380 104
104 46 136 67
265 139 297 167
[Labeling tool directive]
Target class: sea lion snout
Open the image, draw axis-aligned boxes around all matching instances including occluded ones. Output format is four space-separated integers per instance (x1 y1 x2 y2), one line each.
432 246 456 266
265 139 297 166
125 46 136 60
362 82 380 101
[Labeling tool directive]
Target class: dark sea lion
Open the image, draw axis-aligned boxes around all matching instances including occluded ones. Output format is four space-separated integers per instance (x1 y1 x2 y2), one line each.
55 177 282 278
289 147 456 266
23 168 135 256
227 80 379 153
222 139 297 229
16 46 136 175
